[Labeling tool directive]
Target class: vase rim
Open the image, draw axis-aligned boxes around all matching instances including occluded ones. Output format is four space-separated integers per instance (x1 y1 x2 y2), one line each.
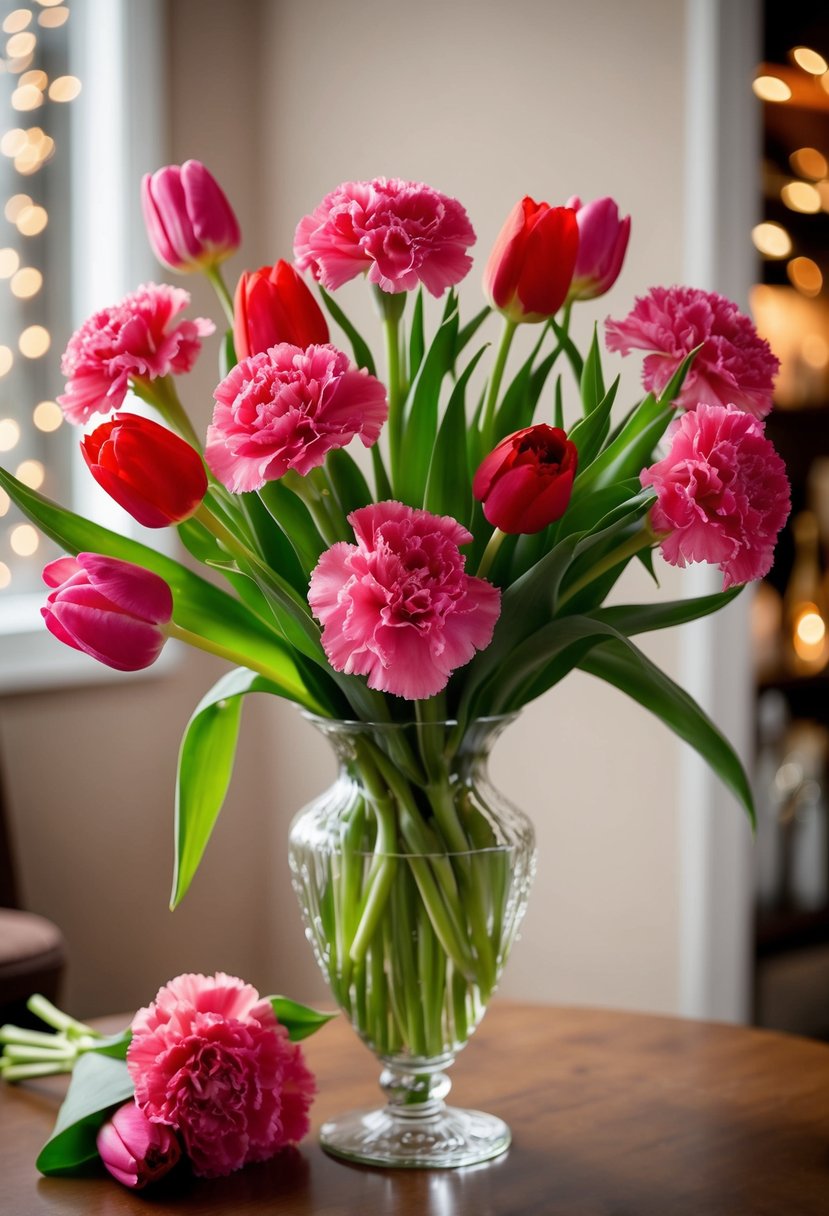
300 711 519 731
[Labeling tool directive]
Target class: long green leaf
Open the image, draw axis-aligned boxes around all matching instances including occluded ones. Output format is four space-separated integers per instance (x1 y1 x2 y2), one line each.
0 469 302 676
397 301 459 504
268 996 337 1041
592 588 742 636
36 1054 133 1176
317 285 376 375
424 345 487 523
408 287 425 382
579 637 755 823
325 448 373 518
567 374 620 468
579 325 605 415
172 668 313 907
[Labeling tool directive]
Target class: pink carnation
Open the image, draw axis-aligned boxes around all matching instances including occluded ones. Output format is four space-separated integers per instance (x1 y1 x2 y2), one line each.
205 342 388 493
127 972 315 1179
308 501 501 700
294 177 475 296
640 403 790 590
58 283 214 425
605 285 779 419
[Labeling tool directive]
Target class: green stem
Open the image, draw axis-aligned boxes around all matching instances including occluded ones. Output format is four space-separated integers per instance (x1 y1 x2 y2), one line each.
205 264 236 327
476 528 507 580
557 527 654 611
0 1061 73 1082
27 995 95 1039
379 292 406 489
132 375 202 450
283 473 340 547
481 316 518 449
165 621 318 707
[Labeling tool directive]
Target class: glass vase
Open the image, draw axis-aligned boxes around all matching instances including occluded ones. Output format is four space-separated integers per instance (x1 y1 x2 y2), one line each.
288 714 536 1168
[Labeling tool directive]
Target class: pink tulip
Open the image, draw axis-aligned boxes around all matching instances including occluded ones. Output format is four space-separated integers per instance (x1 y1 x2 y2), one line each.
566 196 631 302
97 1101 181 1190
142 160 241 273
41 553 173 671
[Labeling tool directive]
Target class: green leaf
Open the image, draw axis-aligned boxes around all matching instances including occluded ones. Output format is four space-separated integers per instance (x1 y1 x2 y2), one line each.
36 1053 133 1176
424 345 487 523
551 316 584 381
592 587 742 636
84 1030 131 1061
579 325 605 415
570 392 672 500
325 448 373 518
0 469 301 679
408 287 425 382
456 304 491 359
172 667 309 907
219 329 237 379
317 285 377 376
267 996 337 1041
258 481 325 574
492 326 555 440
397 301 459 504
567 374 619 468
656 344 701 408
553 374 564 429
580 637 755 824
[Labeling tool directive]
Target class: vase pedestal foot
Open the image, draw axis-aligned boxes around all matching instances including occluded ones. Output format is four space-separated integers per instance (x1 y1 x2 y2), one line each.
319 1105 511 1169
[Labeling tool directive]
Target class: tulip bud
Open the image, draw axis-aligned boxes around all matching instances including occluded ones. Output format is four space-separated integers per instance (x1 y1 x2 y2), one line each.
97 1101 181 1190
41 553 173 671
142 160 241 273
81 413 207 528
234 260 329 359
565 196 631 302
483 198 578 324
473 424 578 533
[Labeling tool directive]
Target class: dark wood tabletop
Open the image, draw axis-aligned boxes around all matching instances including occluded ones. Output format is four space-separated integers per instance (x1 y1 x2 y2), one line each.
2 1000 829 1215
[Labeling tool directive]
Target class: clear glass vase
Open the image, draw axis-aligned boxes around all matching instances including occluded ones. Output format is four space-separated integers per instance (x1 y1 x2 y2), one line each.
288 714 536 1168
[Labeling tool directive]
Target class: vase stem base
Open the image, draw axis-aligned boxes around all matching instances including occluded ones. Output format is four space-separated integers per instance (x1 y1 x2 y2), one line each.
319 1104 511 1169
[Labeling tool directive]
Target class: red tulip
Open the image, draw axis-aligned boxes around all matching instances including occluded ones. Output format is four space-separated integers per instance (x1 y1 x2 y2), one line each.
234 260 329 359
473 424 578 533
81 413 207 528
41 553 173 671
483 198 578 323
142 160 240 273
97 1101 181 1190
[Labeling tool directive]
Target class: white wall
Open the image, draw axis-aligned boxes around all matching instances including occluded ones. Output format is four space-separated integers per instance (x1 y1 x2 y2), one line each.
1 0 753 1021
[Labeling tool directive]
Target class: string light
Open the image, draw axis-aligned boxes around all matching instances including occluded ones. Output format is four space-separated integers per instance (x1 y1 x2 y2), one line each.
787 257 823 297
781 181 822 213
789 148 829 180
752 221 792 258
791 47 829 76
1 2 80 594
753 75 792 103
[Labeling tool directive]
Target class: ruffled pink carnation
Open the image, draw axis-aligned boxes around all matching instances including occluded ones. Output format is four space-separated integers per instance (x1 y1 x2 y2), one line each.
605 285 779 419
58 284 214 425
205 342 388 493
308 501 501 699
294 177 475 296
127 972 315 1179
640 403 790 590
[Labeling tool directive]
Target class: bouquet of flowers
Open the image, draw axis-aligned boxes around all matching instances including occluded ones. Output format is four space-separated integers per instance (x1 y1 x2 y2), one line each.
0 973 330 1188
0 163 790 1167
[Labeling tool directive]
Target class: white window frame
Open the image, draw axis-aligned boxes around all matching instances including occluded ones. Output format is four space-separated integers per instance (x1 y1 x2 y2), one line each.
0 0 166 692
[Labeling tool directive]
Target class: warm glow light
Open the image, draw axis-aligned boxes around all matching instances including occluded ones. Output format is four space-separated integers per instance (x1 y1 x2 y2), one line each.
787 257 823 297
794 605 827 661
0 346 12 377
752 221 792 258
802 334 829 369
792 47 829 76
37 0 65 7
10 266 42 298
0 488 9 517
0 418 21 451
781 180 822 213
12 83 43 110
33 399 62 431
15 459 45 490
3 10 32 34
37 6 67 27
16 203 47 235
19 325 50 357
0 563 10 590
790 148 829 180
0 248 20 278
9 523 39 557
20 69 47 89
4 192 31 221
7 53 34 74
753 75 792 102
1 128 27 156
6 31 36 57
48 74 81 102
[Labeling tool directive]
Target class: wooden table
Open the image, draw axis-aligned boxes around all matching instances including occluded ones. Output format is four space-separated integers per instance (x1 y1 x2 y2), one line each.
2 1002 828 1215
